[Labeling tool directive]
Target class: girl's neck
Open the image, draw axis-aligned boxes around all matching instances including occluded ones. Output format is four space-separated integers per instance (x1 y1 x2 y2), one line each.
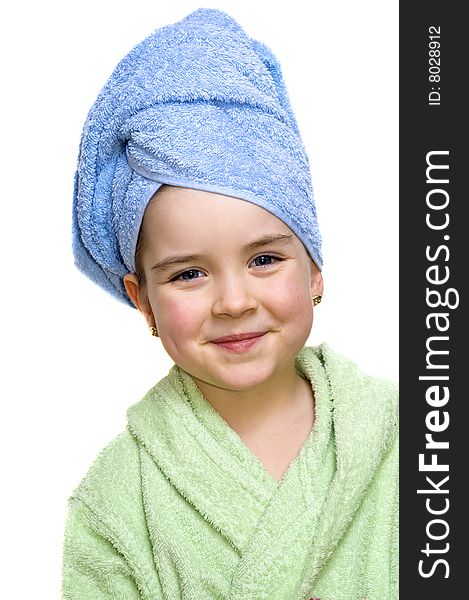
192 366 314 439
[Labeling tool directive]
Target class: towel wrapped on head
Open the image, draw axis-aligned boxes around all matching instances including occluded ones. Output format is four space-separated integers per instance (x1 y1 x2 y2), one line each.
72 8 322 307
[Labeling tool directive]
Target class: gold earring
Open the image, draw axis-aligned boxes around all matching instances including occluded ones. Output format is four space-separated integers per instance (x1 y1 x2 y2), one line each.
149 326 159 337
312 294 322 306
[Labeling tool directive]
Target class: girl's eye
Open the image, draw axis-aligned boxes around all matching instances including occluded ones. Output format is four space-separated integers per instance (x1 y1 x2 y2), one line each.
172 269 205 282
251 254 280 268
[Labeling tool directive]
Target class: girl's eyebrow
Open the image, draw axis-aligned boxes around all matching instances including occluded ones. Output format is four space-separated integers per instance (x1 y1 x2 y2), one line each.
151 233 293 273
151 253 204 273
245 233 293 250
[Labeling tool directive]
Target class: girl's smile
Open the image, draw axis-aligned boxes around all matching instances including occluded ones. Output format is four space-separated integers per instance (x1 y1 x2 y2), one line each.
210 331 268 352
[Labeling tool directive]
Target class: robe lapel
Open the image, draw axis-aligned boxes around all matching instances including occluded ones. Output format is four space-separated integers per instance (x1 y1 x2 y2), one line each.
227 348 335 599
227 345 397 600
127 367 278 553
298 345 399 599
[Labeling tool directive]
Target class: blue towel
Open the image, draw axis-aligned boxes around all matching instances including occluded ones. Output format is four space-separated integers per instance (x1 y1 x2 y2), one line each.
72 8 322 306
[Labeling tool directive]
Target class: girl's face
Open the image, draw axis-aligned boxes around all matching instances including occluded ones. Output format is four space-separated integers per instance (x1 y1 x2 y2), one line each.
124 187 323 393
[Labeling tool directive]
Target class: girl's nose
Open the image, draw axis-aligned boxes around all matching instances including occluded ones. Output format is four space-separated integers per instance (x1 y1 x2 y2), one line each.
211 276 259 318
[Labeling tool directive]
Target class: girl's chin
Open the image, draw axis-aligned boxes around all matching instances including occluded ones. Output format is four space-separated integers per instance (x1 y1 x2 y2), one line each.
192 366 278 393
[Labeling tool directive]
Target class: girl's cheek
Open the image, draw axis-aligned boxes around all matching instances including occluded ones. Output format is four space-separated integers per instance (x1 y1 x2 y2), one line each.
157 294 203 333
268 275 311 313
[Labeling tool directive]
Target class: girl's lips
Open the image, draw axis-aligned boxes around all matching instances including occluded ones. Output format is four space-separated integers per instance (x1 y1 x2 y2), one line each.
211 332 267 352
211 331 266 343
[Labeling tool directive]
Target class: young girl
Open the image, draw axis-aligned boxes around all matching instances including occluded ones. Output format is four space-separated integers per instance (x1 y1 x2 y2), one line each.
63 8 398 600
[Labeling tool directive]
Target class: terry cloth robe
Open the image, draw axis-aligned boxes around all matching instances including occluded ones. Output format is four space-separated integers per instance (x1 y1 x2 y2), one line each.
62 344 398 600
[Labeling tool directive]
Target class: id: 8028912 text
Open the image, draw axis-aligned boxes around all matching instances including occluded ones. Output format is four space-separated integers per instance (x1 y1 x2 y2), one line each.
428 26 441 106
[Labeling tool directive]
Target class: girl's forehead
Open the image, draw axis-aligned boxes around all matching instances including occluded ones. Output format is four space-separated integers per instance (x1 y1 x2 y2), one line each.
145 187 292 233
141 187 308 259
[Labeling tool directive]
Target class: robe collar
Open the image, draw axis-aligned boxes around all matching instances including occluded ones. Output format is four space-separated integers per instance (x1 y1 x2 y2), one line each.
127 343 398 598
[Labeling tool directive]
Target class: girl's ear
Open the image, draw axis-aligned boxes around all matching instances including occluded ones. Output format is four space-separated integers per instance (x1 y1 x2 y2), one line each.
310 260 324 298
123 274 156 328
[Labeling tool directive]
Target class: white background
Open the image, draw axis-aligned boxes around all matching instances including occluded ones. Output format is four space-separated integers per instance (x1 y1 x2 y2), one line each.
1 0 397 596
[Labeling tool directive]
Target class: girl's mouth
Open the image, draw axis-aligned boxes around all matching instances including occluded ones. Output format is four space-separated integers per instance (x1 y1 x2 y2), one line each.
211 332 267 352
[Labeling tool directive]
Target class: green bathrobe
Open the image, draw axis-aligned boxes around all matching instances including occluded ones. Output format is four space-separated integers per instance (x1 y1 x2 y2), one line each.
62 344 398 600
